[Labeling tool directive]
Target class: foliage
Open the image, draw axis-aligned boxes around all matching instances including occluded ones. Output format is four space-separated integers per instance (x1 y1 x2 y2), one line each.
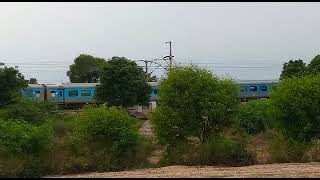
0 65 27 106
151 65 239 144
0 154 52 178
0 106 152 177
28 78 37 84
60 106 151 173
270 75 320 142
96 57 151 107
235 100 275 135
0 119 53 155
5 98 57 125
160 136 254 166
265 129 309 163
74 106 141 155
67 54 106 83
280 59 306 80
265 129 289 163
307 55 320 74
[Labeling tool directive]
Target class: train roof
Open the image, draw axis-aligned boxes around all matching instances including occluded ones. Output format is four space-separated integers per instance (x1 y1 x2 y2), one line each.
61 83 99 88
148 82 158 86
26 84 44 88
235 79 279 84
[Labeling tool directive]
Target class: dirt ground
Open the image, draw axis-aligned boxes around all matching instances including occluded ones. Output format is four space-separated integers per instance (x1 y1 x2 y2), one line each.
49 162 320 178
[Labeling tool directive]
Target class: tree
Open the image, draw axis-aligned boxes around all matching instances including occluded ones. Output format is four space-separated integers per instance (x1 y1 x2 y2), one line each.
0 66 27 106
96 57 151 107
280 59 306 80
67 54 106 83
307 55 320 74
270 74 320 142
151 65 239 144
28 78 37 84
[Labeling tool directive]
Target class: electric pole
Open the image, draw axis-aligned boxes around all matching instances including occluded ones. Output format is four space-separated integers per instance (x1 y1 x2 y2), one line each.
138 59 154 82
164 41 174 68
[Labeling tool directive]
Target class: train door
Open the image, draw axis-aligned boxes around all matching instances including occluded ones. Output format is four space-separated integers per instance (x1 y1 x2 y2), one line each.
58 89 64 103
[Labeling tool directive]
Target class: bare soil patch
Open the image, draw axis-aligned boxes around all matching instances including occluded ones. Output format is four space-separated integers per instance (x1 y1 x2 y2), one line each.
49 162 320 178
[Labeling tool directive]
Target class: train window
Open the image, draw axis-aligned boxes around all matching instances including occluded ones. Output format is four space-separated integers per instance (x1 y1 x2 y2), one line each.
59 91 63 97
259 86 267 92
240 86 248 92
154 89 158 94
35 91 41 98
68 90 78 97
249 86 257 92
51 91 56 97
81 90 91 96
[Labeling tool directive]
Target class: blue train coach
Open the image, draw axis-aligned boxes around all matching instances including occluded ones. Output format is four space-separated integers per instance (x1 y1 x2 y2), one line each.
237 80 278 100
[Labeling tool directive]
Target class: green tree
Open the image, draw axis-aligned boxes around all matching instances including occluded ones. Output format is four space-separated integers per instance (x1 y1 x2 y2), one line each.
96 57 151 107
280 59 306 79
0 65 27 106
307 55 320 74
151 65 239 144
270 74 320 142
67 54 106 83
28 78 37 84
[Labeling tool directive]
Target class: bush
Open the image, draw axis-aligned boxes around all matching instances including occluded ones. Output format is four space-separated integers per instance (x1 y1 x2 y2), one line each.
0 154 51 178
265 129 289 163
270 74 320 142
266 129 308 163
160 136 254 167
51 113 77 137
235 100 275 135
5 98 57 125
0 119 53 155
62 106 151 173
302 139 320 162
0 104 152 177
151 65 239 145
75 106 140 154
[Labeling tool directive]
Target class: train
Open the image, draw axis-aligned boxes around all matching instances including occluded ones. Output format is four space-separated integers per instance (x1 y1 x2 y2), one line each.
21 80 278 108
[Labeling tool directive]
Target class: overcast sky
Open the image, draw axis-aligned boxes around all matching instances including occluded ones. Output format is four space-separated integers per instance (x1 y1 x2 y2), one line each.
1 2 320 83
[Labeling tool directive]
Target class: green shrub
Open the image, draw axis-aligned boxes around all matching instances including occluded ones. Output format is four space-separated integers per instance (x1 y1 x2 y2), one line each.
160 136 254 167
75 106 140 154
270 74 320 142
51 113 77 137
235 100 275 135
0 118 54 177
60 106 151 173
151 65 239 145
5 98 57 125
0 105 152 177
0 119 53 155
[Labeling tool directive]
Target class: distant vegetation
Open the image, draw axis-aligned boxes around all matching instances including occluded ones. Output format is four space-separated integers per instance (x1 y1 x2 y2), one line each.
67 54 151 108
0 65 27 106
67 54 106 83
96 57 151 107
280 55 320 79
